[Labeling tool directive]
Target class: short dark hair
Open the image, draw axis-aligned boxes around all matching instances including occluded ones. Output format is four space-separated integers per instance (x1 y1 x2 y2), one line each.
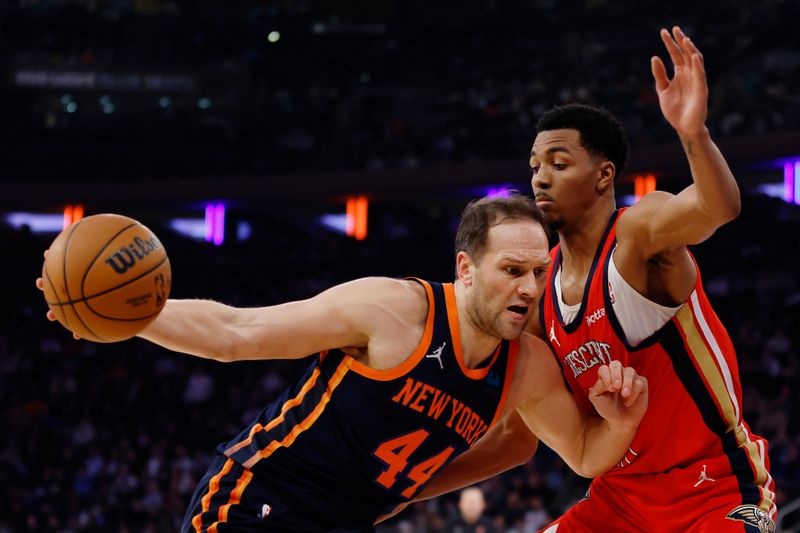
455 192 547 265
536 104 630 180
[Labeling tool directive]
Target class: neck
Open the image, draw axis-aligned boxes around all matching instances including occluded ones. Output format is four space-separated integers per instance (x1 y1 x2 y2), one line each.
558 199 615 268
453 281 502 369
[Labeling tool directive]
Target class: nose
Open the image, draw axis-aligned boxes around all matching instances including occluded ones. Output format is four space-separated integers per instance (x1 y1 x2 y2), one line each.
518 273 541 301
532 170 550 192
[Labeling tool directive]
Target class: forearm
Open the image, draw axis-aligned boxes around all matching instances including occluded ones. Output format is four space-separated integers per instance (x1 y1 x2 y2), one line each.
578 417 638 478
139 299 241 361
417 411 537 500
679 128 741 222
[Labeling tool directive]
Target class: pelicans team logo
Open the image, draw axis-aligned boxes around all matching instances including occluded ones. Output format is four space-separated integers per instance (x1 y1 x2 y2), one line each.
725 505 774 533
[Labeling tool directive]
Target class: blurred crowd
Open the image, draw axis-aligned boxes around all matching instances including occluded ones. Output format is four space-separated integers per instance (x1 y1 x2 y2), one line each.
1 0 799 531
1 192 799 532
0 0 798 180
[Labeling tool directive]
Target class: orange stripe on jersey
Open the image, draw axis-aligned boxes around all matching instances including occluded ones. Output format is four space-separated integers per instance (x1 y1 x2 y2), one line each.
242 357 353 469
443 283 499 379
348 278 436 381
488 338 519 430
676 294 775 514
206 468 255 533
192 458 234 532
223 368 322 457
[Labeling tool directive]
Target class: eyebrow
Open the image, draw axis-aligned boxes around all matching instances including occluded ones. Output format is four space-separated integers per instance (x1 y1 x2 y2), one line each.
500 255 552 265
530 146 573 157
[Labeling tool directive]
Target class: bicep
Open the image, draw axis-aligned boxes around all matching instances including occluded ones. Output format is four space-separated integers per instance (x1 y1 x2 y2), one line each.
516 382 588 469
230 277 405 360
619 190 723 257
513 339 589 470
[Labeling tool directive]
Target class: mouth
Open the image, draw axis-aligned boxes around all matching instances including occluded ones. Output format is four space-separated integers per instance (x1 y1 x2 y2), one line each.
535 194 553 206
507 305 530 320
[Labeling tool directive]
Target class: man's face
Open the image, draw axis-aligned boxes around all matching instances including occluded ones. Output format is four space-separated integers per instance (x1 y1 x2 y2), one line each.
530 128 608 231
458 487 486 524
462 219 550 340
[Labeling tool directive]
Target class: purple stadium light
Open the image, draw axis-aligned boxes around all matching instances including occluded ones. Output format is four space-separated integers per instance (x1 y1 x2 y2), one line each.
486 187 512 198
795 162 800 206
214 204 226 245
785 162 794 204
204 203 226 245
204 204 214 242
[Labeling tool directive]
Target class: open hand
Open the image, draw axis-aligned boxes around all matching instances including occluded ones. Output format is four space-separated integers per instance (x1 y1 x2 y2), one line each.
651 26 708 138
588 361 648 431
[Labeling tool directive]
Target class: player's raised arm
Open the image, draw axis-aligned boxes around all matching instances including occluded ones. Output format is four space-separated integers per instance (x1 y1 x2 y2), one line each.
618 26 740 258
138 277 425 362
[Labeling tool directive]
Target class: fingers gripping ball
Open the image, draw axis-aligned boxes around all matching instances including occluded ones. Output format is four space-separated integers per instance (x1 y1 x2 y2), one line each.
41 214 171 342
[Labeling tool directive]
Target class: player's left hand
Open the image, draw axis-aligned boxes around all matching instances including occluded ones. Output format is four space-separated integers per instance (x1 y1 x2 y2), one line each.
651 26 708 138
588 361 648 431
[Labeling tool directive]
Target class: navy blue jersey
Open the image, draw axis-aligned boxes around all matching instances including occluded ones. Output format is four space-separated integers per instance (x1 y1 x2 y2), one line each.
191 279 518 532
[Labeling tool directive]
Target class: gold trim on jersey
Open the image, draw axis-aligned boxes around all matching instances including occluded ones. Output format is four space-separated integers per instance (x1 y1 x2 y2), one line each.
675 299 775 516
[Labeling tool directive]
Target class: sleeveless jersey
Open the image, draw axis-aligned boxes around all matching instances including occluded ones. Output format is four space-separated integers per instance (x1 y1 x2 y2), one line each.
539 210 775 516
218 279 518 530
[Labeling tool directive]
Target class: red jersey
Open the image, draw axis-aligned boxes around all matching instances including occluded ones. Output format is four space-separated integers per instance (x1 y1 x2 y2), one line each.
540 210 775 522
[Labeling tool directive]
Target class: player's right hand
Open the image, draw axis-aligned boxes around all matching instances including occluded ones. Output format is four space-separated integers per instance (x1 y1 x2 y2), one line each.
588 361 648 431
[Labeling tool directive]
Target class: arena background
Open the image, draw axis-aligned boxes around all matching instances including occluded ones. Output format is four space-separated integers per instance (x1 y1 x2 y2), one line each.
1 1 799 531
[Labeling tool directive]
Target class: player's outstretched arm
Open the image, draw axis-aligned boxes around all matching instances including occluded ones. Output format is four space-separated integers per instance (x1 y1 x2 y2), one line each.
618 26 740 256
516 336 647 478
137 277 423 362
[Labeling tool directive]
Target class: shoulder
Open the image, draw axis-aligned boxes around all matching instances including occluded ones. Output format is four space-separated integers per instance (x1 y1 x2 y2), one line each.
346 276 429 319
312 277 428 324
517 333 561 382
330 276 425 301
617 192 681 242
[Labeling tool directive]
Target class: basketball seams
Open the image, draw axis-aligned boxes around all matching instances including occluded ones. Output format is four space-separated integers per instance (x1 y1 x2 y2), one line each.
43 214 171 342
82 259 170 322
49 255 169 307
61 219 82 303
62 218 107 342
68 303 106 342
43 265 69 329
80 221 140 301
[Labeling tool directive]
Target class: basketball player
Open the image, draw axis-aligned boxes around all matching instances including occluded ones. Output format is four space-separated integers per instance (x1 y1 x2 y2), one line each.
38 194 647 532
413 27 776 533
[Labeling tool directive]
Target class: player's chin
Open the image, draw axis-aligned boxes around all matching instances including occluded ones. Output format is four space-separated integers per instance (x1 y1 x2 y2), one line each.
498 320 528 340
542 212 564 232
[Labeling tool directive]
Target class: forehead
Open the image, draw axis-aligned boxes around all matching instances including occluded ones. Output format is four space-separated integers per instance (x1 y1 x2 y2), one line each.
530 128 585 158
484 219 549 259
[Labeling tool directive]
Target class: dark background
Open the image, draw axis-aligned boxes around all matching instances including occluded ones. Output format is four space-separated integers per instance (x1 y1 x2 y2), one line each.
1 1 799 531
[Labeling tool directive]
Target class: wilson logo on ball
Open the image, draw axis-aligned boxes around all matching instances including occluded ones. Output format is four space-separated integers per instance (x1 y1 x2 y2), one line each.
104 236 164 274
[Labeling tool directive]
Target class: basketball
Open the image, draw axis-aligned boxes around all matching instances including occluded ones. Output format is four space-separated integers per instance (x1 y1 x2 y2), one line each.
41 214 171 343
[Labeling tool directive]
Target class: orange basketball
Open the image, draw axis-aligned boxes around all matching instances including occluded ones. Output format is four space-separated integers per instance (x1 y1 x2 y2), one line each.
41 213 171 343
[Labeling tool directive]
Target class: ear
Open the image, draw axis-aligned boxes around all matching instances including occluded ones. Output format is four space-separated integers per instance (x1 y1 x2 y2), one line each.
456 251 475 286
596 161 616 194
